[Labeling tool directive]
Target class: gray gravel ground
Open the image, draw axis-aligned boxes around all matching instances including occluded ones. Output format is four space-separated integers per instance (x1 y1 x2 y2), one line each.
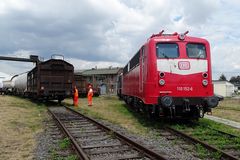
98 119 208 160
34 111 214 160
33 114 77 160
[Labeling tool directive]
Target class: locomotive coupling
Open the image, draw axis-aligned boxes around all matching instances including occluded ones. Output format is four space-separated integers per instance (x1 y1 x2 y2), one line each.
206 96 219 108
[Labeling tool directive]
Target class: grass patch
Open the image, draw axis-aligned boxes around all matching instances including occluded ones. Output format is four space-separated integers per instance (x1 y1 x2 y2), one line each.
50 138 77 160
63 96 154 135
51 139 77 160
63 95 240 158
212 97 240 122
51 152 77 160
63 95 240 136
171 118 240 154
59 138 71 149
217 98 240 111
195 143 222 159
195 143 208 159
0 95 48 159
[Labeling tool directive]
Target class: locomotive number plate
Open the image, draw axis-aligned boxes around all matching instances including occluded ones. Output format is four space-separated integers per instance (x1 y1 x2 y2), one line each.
177 86 193 91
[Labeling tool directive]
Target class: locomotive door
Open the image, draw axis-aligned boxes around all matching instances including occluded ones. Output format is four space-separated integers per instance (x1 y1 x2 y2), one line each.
139 47 144 93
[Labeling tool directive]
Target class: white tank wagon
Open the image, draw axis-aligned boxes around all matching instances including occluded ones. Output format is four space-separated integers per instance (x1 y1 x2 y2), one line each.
2 80 12 89
2 75 17 94
0 72 11 89
13 72 28 95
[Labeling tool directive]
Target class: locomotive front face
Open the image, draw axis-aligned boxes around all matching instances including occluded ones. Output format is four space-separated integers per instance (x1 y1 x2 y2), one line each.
154 38 218 109
121 32 219 119
156 42 211 96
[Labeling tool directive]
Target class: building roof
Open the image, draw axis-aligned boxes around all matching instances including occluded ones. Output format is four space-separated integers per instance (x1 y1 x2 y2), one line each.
0 72 11 88
213 80 234 86
75 67 122 76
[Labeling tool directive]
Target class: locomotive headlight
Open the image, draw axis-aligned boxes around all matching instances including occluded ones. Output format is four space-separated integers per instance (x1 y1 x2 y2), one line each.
178 34 185 40
159 72 165 78
202 79 208 86
159 79 165 86
202 72 208 78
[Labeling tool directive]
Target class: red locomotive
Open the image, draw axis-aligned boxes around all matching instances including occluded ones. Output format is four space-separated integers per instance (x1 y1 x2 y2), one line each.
119 30 219 119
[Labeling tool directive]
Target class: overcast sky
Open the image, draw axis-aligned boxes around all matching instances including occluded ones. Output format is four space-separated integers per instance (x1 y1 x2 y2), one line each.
0 0 239 80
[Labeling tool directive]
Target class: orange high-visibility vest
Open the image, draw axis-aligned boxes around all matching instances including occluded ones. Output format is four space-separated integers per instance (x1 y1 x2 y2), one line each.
74 88 78 97
73 88 79 106
88 88 93 97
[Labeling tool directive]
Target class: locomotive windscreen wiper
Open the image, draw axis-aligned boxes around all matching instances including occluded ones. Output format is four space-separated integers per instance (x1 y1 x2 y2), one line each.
162 53 169 59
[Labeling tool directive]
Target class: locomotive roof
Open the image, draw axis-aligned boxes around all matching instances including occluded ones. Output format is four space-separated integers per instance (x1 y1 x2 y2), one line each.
148 32 208 44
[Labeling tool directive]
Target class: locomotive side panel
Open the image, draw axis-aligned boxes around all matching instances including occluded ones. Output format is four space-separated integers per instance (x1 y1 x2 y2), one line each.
122 51 141 98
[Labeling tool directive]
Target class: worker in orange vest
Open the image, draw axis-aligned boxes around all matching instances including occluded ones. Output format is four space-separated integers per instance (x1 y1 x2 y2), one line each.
73 86 79 107
88 85 93 106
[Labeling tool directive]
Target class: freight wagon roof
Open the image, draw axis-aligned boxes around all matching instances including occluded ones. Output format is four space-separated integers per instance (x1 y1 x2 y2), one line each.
75 67 122 75
40 59 73 66
29 59 74 73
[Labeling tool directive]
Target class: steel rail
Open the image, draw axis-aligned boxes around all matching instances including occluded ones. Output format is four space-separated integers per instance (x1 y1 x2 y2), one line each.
166 126 239 160
65 106 167 160
48 107 89 160
206 126 240 138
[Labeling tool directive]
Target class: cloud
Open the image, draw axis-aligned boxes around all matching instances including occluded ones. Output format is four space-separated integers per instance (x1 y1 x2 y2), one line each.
0 0 239 80
67 58 122 71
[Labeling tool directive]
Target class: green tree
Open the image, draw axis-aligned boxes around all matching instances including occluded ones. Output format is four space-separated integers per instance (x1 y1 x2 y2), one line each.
219 74 227 81
230 75 240 84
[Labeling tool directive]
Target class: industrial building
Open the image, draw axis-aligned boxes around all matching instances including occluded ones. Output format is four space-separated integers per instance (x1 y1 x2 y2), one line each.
75 67 123 95
213 80 235 97
0 72 11 88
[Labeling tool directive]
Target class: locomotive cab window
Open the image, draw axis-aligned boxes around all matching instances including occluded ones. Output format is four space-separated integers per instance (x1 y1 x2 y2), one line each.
187 43 206 59
156 43 179 58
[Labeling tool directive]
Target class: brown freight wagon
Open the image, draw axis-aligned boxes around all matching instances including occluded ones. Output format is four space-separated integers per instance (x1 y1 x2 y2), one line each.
27 59 74 103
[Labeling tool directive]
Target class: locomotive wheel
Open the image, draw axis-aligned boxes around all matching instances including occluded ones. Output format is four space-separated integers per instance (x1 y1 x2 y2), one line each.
58 99 63 104
146 105 159 120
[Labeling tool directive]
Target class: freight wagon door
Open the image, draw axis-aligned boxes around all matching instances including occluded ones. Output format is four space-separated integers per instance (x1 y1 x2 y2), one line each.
51 64 65 91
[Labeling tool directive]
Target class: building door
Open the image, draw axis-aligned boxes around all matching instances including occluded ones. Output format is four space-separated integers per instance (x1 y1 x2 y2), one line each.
100 84 106 95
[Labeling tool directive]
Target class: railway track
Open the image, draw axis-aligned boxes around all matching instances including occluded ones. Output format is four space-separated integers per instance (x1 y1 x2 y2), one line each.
48 106 167 160
165 126 240 160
